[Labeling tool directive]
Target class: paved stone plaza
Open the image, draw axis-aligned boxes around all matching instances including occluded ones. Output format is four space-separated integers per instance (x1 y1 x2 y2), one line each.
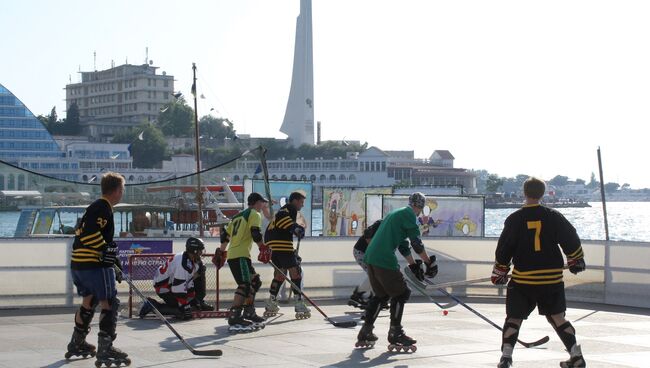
1 298 649 367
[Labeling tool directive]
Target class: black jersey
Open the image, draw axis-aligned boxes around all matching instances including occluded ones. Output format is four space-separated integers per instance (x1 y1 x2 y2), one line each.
354 220 382 253
71 197 115 270
495 204 583 286
264 203 299 253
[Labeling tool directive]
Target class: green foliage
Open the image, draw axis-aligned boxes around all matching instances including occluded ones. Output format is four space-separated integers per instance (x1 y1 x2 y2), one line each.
198 116 236 148
548 175 569 186
604 182 620 193
112 123 168 168
486 174 504 193
158 98 194 137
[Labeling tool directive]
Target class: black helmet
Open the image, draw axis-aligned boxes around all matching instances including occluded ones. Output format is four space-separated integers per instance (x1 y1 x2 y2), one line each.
186 237 205 255
408 192 426 209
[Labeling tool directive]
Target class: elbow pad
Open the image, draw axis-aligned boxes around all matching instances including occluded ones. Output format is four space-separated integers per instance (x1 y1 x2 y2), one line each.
220 227 230 243
410 237 425 254
251 227 263 243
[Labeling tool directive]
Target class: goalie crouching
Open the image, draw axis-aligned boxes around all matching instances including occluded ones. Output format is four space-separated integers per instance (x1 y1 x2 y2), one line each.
138 237 213 320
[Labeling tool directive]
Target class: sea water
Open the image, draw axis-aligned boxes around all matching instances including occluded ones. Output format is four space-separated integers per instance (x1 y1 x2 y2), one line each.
2 202 649 242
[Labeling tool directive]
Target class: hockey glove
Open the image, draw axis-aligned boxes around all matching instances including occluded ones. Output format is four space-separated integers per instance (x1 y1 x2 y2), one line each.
177 303 193 320
491 263 510 285
425 255 438 278
293 224 306 239
567 257 586 274
408 260 425 282
211 249 226 270
101 242 119 267
258 244 271 264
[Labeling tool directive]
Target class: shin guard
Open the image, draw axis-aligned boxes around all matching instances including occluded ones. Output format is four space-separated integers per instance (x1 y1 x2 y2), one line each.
501 321 520 353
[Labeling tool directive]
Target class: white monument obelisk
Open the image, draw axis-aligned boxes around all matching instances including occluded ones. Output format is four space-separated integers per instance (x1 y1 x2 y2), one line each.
280 0 314 147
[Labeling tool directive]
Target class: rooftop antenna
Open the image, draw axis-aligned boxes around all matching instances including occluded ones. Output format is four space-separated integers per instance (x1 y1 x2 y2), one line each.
145 47 149 64
111 59 114 68
69 74 72 84
93 51 96 71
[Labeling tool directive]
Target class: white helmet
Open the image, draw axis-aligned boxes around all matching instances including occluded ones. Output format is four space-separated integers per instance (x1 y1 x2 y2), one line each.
408 192 426 209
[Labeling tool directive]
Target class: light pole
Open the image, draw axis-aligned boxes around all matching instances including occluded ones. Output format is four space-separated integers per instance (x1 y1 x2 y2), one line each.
192 63 204 237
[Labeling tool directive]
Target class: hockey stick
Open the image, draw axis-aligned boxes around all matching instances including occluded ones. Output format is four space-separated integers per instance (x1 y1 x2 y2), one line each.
435 287 549 348
404 276 458 310
116 267 223 356
268 261 357 328
423 276 493 290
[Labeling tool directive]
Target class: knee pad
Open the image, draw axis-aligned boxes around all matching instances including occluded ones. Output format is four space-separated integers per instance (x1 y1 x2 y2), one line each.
391 288 411 304
251 274 262 293
502 320 520 348
76 306 95 331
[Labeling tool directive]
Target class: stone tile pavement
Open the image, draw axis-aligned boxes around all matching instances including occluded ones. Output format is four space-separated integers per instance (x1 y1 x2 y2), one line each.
1 298 649 367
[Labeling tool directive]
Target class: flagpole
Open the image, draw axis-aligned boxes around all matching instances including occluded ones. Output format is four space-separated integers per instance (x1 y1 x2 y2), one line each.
192 63 204 237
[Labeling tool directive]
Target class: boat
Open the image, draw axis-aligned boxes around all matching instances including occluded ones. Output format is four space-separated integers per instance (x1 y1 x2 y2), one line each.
13 203 228 238
145 183 244 218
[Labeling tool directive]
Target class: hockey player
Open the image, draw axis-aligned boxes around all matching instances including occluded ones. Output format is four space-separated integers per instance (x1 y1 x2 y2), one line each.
263 191 310 319
212 192 272 332
356 192 438 352
138 237 206 320
493 177 586 368
348 219 382 310
67 172 130 367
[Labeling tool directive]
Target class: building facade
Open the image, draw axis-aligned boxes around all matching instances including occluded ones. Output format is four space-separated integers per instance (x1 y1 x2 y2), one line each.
65 63 174 139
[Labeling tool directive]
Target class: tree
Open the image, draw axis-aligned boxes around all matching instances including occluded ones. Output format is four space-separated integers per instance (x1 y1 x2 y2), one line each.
198 116 236 148
158 98 194 137
486 174 504 193
603 182 620 193
64 102 81 135
549 175 569 187
112 123 168 168
575 178 586 185
48 106 58 127
621 183 631 190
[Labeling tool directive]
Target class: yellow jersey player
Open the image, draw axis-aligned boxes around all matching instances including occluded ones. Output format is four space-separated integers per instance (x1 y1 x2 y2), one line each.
213 192 271 332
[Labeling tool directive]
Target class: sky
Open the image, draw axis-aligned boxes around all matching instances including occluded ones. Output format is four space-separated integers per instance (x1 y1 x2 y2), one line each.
1 0 649 188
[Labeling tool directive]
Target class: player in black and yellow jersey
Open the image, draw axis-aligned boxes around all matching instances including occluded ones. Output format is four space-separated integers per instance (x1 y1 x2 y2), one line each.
263 191 310 319
66 172 130 367
492 177 586 368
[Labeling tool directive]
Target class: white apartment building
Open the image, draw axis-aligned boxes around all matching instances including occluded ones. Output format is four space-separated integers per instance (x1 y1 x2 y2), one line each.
65 63 174 139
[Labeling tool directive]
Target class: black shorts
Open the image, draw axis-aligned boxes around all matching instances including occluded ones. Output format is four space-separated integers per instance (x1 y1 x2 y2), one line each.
506 282 566 319
228 257 257 285
367 264 408 299
271 251 299 269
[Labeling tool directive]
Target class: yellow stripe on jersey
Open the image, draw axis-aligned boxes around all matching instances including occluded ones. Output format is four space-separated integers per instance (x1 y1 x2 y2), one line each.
512 268 564 275
73 248 102 256
80 231 101 242
511 278 563 285
276 217 293 229
71 257 101 263
512 267 563 285
567 247 584 258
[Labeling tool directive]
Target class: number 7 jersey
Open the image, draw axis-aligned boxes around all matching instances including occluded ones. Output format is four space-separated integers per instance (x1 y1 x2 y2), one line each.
495 204 584 286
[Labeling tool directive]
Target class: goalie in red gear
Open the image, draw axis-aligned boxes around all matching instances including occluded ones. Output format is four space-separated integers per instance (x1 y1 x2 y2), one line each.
138 237 206 320
493 177 587 368
216 192 270 332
